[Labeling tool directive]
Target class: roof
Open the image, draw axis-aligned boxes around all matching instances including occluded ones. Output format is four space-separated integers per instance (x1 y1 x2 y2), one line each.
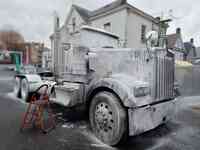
72 5 92 21
72 0 157 23
81 25 119 39
91 0 126 17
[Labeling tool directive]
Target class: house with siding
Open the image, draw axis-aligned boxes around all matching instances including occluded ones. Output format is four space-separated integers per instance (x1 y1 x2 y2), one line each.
167 28 185 60
50 0 161 73
184 38 197 61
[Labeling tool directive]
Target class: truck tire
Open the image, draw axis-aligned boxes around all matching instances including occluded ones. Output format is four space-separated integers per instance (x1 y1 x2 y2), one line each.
89 91 127 146
21 78 29 102
13 77 21 97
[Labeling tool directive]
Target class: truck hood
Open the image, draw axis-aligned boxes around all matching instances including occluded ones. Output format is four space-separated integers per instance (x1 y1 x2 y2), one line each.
109 73 156 107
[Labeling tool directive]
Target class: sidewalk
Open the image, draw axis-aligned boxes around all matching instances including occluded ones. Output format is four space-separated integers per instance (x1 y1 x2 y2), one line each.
177 96 200 108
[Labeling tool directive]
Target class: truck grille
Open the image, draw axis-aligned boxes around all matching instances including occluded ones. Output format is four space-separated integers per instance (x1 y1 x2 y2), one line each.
155 55 174 100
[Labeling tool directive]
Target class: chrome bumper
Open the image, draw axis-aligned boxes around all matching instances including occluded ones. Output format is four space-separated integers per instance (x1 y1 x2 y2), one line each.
128 99 177 136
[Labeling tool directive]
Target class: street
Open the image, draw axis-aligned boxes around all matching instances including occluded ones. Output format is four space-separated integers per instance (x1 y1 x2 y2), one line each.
1 69 200 150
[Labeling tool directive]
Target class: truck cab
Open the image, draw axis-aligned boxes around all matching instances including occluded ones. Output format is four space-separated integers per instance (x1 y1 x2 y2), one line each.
54 46 177 146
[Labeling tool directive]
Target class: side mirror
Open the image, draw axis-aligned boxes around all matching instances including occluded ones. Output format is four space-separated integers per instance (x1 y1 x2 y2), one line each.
145 31 158 60
145 31 158 47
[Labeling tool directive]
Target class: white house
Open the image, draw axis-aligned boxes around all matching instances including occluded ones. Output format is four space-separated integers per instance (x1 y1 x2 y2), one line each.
50 0 160 73
167 28 185 61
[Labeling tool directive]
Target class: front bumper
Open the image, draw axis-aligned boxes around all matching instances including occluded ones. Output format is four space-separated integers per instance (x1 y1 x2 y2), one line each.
128 99 177 136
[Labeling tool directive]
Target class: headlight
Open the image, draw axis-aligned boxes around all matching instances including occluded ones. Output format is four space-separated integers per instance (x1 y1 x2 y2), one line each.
134 87 150 97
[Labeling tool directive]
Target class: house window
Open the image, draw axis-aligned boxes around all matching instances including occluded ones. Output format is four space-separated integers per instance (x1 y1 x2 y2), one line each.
141 25 146 43
72 17 76 32
104 22 111 31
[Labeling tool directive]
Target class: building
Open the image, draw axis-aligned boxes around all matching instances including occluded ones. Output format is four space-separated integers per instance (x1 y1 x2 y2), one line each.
0 41 6 50
50 0 161 73
184 38 197 61
196 47 200 57
167 28 185 60
24 42 44 67
42 47 52 69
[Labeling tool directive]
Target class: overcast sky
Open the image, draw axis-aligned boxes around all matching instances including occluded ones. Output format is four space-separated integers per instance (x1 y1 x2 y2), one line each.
0 0 199 47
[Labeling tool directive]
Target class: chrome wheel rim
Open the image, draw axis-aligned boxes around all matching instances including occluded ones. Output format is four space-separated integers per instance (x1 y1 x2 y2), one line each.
95 102 115 136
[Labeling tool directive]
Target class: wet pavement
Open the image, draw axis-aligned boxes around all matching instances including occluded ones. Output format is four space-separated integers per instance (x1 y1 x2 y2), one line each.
0 68 15 93
1 69 200 150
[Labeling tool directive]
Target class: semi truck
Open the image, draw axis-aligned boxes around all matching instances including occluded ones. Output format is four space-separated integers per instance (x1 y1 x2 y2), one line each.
12 26 178 145
51 27 178 145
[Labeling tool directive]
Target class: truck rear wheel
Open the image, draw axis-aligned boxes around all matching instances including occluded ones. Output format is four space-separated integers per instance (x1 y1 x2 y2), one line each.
21 78 29 102
89 91 127 146
13 77 21 97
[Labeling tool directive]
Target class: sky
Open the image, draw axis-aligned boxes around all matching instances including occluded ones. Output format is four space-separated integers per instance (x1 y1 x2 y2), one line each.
0 0 199 48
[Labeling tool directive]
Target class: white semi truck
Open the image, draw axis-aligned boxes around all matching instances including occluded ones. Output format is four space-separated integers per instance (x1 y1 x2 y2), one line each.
51 27 178 145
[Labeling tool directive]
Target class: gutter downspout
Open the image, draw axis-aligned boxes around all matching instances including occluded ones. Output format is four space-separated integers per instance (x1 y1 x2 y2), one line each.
124 8 129 48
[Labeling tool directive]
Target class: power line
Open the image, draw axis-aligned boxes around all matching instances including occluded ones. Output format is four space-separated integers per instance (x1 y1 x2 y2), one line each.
151 9 184 21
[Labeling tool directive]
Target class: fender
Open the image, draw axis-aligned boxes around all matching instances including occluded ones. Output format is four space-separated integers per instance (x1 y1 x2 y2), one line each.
20 74 42 83
43 80 57 94
15 74 42 92
87 74 151 108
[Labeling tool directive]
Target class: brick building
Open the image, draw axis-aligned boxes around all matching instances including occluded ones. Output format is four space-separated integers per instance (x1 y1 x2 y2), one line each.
24 42 44 67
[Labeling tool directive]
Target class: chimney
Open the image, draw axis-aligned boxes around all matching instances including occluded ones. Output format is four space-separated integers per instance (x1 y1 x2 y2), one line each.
176 28 181 35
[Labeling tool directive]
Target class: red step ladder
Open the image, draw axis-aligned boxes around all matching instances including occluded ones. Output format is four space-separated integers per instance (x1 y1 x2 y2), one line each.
20 84 56 133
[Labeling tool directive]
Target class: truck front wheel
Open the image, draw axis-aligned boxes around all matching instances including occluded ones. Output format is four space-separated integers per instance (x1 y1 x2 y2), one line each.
89 91 127 146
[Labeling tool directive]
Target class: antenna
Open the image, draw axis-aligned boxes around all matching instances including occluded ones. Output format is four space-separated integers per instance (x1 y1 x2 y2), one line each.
152 11 170 21
53 11 60 32
168 9 183 20
153 9 183 21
